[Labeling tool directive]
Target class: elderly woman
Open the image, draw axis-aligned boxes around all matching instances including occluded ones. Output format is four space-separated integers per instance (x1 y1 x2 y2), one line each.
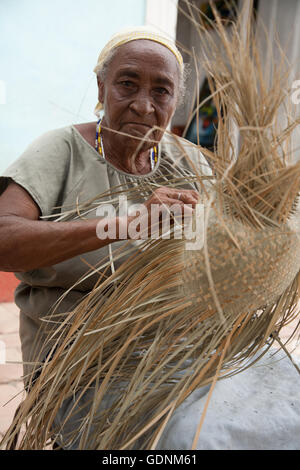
2 27 300 452
0 27 210 448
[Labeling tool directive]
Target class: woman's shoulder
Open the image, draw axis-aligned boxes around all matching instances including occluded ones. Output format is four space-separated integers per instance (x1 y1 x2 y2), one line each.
26 125 75 149
160 133 196 152
20 123 98 163
160 132 212 177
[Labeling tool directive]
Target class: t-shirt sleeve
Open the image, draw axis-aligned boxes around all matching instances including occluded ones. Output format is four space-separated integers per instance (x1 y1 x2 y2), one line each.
0 128 72 217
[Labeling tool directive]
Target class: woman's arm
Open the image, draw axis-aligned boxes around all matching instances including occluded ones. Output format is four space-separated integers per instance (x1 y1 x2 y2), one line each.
0 182 122 272
0 182 199 272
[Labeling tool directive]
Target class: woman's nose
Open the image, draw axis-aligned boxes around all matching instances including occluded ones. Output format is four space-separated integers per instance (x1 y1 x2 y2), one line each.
129 91 154 116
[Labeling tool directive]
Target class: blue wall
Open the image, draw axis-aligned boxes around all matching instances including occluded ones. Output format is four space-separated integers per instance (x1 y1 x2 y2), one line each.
0 0 146 172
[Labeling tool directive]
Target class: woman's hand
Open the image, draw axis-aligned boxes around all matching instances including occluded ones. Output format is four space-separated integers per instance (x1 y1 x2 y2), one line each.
118 186 200 240
143 186 199 210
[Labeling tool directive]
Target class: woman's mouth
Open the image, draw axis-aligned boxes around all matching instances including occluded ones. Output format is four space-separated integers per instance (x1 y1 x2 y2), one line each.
122 122 155 138
124 122 152 130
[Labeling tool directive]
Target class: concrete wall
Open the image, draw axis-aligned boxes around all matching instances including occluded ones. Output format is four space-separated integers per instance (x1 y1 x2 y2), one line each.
0 0 146 173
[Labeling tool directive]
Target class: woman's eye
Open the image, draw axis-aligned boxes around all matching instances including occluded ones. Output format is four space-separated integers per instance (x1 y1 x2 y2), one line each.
120 81 134 88
155 88 170 96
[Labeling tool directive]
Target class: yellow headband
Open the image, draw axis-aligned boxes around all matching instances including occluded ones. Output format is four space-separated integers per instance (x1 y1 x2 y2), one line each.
93 26 184 115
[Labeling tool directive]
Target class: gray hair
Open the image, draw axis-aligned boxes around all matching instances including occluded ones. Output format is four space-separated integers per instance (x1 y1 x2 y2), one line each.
96 46 188 106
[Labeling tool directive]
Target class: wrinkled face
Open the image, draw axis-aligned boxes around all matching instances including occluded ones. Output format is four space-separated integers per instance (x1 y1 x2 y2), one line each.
97 40 180 151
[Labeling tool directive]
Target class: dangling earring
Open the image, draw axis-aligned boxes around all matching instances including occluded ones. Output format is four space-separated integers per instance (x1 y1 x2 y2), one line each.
95 117 105 158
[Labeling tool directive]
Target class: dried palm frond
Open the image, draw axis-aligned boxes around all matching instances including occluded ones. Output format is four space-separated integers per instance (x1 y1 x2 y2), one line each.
1 1 300 450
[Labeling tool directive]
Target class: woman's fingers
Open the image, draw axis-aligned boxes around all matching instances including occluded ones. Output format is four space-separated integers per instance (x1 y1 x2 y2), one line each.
125 187 199 240
134 187 197 239
146 187 199 208
174 191 199 207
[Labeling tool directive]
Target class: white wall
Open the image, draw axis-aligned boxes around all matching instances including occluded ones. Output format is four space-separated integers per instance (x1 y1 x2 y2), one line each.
0 0 146 172
145 0 179 40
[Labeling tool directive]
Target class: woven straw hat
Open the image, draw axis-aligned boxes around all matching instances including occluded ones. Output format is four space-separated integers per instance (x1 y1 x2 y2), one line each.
182 207 300 318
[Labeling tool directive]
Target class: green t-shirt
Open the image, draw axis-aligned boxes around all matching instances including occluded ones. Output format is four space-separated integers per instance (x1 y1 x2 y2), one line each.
0 125 212 383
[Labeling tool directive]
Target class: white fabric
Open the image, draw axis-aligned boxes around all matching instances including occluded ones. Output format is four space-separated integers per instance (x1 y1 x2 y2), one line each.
158 350 300 450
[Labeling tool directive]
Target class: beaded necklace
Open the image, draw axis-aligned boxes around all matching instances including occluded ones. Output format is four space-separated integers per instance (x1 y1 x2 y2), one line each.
95 118 158 171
